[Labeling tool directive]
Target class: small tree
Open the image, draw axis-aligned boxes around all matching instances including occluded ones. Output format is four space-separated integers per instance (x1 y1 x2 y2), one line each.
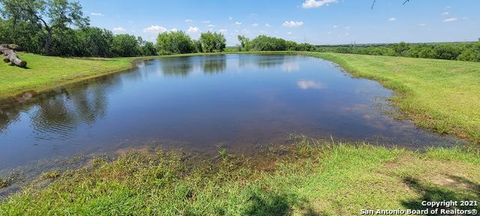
237 35 250 51
76 27 114 57
141 41 157 56
112 34 141 57
249 35 287 51
200 32 226 53
156 31 194 55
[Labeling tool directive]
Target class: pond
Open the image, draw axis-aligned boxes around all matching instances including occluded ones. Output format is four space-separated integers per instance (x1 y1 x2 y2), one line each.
0 54 461 171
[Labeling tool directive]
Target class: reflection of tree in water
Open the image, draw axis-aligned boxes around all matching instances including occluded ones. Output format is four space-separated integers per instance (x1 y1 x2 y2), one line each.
160 57 194 77
26 75 120 138
202 56 227 74
0 108 21 132
238 54 287 69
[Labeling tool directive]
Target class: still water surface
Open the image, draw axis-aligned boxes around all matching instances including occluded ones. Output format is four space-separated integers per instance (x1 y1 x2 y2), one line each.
0 54 460 170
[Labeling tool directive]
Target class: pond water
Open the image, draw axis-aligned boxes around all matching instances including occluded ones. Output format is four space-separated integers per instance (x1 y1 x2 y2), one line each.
0 54 461 171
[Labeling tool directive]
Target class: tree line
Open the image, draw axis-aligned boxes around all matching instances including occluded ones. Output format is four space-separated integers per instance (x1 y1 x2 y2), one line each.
0 0 156 57
155 31 226 55
315 41 480 62
0 0 229 57
1 0 478 62
237 35 315 52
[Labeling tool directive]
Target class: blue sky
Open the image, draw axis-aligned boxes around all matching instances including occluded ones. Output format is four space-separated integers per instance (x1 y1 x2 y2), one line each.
79 0 480 45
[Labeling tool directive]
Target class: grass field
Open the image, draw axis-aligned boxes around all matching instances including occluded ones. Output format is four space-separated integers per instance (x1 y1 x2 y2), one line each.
0 137 479 215
307 52 480 144
0 53 142 100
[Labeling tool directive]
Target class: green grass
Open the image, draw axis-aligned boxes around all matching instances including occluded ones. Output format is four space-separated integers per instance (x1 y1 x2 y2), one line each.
303 52 480 144
0 53 144 100
0 137 478 215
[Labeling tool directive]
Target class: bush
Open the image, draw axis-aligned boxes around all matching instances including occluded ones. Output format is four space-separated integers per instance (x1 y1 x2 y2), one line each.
76 27 114 57
200 32 226 53
111 34 141 57
156 31 195 55
315 41 480 62
458 43 480 62
250 35 287 51
140 41 157 56
432 44 462 60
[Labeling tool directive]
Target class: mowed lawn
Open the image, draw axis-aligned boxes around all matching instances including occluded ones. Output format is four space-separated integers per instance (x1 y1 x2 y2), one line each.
310 53 480 144
0 53 138 100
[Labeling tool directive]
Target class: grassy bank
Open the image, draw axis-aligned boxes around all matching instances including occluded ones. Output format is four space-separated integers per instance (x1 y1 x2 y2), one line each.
0 137 479 215
302 52 480 144
0 53 146 100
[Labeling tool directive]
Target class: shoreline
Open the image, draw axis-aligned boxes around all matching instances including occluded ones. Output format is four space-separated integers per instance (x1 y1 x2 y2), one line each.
1 137 478 215
1 51 478 143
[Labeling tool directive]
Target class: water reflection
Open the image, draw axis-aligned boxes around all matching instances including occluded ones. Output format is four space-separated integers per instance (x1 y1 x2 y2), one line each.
0 108 20 132
202 56 227 74
237 54 301 72
0 54 462 171
160 57 194 77
0 75 120 140
297 80 326 90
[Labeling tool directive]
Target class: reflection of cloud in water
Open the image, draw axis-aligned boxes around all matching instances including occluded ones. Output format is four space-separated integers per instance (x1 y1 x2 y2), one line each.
297 80 326 90
282 60 300 72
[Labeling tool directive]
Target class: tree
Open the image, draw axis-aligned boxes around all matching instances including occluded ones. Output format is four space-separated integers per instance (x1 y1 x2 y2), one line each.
156 31 194 54
432 44 462 60
142 41 157 56
249 35 287 51
392 42 410 56
458 43 480 62
76 27 114 57
193 40 203 53
200 32 226 53
0 12 45 53
0 0 89 55
237 35 250 51
112 34 141 57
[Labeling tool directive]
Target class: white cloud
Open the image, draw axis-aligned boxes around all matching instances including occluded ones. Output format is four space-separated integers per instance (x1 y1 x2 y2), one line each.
207 24 215 28
143 25 167 34
333 25 338 28
112 27 127 34
265 23 271 27
283 21 304 28
90 12 104 16
252 23 259 27
170 28 178 32
202 20 211 24
418 23 427 27
187 26 200 33
287 32 293 35
442 11 450 16
219 29 228 33
235 21 242 25
302 0 337 9
388 17 397 21
297 80 326 90
228 17 233 21
443 17 458 22
185 19 193 23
